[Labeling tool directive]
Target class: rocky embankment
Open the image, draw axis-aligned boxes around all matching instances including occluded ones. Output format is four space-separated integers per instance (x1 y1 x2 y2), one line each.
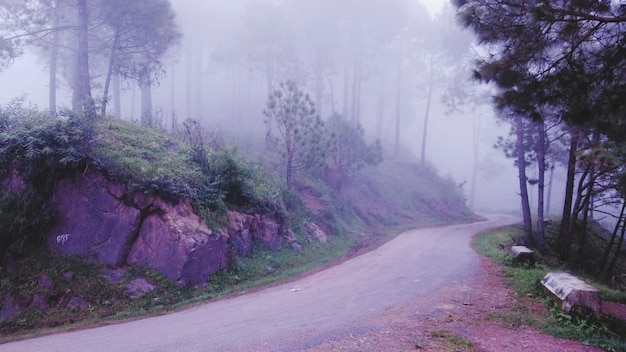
46 171 315 287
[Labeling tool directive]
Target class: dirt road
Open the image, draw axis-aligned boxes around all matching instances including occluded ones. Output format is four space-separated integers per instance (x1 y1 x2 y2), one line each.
1 214 545 352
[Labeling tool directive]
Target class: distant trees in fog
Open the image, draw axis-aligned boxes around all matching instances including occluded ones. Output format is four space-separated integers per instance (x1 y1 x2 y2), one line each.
0 0 180 121
264 80 382 188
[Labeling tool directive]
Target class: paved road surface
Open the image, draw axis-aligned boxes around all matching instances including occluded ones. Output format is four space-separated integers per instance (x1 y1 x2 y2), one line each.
1 213 519 352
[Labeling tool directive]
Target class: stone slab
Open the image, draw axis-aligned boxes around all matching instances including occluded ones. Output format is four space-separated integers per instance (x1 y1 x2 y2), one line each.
510 245 535 263
541 272 601 314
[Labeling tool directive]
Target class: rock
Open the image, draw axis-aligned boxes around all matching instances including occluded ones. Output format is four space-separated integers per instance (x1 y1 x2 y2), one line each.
227 211 254 257
251 214 281 251
29 294 49 311
66 296 89 310
541 272 601 315
127 198 229 286
45 171 303 287
306 223 328 244
63 271 74 280
103 267 127 283
126 278 156 300
284 230 303 252
0 295 24 321
510 246 535 263
48 172 142 267
38 274 54 290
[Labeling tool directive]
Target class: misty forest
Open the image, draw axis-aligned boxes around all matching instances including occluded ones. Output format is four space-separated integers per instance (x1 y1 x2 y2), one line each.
0 0 625 349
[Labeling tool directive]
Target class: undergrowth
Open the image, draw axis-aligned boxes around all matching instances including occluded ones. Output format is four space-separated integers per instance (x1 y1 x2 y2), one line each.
473 226 626 351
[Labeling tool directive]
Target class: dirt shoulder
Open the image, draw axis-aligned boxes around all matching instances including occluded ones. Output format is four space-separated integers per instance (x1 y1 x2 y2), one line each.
290 257 604 352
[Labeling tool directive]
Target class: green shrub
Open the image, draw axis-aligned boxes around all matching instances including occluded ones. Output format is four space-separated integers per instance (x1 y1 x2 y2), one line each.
0 101 92 257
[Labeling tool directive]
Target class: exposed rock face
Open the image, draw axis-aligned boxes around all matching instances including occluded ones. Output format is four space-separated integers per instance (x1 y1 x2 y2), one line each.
127 198 229 286
46 171 310 286
48 173 142 267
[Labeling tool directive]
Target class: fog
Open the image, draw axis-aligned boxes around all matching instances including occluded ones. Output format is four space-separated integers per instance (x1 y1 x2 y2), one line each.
0 0 564 213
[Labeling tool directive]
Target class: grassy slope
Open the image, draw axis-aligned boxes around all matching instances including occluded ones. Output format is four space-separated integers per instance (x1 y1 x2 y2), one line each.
0 118 475 340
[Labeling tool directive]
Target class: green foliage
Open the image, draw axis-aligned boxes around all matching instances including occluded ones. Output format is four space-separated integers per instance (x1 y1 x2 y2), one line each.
264 80 329 186
91 117 204 200
0 100 92 256
429 329 475 352
473 226 626 351
323 114 382 189
0 190 56 258
543 304 625 352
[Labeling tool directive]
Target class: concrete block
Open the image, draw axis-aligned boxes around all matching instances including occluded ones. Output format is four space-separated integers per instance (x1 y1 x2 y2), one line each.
510 245 535 263
541 272 601 315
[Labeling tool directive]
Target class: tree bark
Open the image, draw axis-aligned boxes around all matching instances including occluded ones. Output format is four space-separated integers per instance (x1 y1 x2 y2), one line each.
516 114 533 242
546 164 555 216
101 30 119 117
605 216 626 281
535 119 546 248
73 0 95 117
140 67 153 126
469 115 481 210
113 73 121 118
48 0 60 116
420 53 434 165
557 128 580 260
598 202 625 275
394 58 402 157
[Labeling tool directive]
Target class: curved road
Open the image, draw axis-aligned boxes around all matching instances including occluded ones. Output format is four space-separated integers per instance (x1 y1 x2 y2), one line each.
1 213 519 352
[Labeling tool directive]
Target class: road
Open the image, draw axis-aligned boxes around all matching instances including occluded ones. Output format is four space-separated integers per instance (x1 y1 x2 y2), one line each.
1 213 519 352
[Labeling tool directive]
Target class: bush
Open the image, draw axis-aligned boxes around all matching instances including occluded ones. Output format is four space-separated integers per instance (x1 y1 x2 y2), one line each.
0 101 92 257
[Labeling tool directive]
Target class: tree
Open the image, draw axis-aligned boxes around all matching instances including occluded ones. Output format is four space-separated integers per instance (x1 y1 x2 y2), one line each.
264 80 326 187
0 0 180 120
98 0 181 121
456 0 626 258
324 114 383 190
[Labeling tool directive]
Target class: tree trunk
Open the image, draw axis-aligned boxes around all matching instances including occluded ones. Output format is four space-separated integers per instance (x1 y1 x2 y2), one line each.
48 0 59 116
350 54 362 124
420 53 434 165
557 129 580 260
376 92 385 141
186 46 193 118
113 73 121 118
605 217 626 281
535 119 546 248
546 164 555 216
327 73 336 115
101 30 119 117
469 115 481 210
516 114 533 242
342 57 350 119
73 0 94 116
140 69 153 126
195 45 204 120
315 55 323 118
394 58 402 157
598 202 625 275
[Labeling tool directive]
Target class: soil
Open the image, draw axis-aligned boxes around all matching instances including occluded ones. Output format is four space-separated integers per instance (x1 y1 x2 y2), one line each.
292 257 607 352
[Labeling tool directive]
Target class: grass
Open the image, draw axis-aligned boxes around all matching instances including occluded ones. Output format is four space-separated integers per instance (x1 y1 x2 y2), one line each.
0 114 480 342
429 329 476 352
472 225 626 352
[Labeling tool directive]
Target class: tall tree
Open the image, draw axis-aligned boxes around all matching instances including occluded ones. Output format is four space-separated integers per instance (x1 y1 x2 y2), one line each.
99 0 181 121
264 80 326 186
456 0 626 258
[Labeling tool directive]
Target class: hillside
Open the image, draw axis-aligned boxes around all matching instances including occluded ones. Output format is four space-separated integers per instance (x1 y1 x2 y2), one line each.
0 111 476 338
